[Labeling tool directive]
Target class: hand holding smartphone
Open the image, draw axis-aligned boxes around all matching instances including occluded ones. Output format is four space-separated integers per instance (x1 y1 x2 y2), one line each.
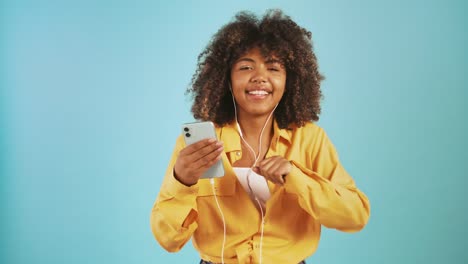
175 121 225 184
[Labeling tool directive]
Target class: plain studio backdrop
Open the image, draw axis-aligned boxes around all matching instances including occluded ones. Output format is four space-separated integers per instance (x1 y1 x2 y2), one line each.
1 0 466 263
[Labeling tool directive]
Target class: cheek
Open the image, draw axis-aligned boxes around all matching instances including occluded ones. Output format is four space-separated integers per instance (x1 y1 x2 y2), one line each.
230 76 245 90
273 77 286 93
231 86 245 101
275 89 285 101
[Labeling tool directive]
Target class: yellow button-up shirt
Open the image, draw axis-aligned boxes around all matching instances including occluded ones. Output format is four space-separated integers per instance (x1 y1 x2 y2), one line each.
151 121 370 264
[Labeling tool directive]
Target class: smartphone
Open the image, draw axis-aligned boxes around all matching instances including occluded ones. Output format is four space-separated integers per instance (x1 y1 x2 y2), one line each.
182 121 225 179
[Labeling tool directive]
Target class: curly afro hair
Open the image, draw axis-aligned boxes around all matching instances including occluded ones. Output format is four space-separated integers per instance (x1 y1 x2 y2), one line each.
187 9 324 129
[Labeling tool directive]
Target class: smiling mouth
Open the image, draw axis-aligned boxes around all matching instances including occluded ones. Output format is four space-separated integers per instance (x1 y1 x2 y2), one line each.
247 90 271 95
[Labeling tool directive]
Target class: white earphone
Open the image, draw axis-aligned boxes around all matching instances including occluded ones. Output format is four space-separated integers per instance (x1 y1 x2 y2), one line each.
226 81 277 264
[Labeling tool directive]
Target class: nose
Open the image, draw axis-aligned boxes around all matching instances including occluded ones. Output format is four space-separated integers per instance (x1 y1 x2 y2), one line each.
250 66 267 83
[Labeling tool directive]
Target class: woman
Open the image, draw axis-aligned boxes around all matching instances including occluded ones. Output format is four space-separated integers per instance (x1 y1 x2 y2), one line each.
151 9 370 264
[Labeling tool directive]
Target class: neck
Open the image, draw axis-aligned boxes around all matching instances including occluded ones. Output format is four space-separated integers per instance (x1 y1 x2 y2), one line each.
236 113 275 157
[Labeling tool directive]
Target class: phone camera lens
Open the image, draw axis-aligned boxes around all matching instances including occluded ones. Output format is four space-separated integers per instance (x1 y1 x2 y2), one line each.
184 127 189 132
185 132 191 137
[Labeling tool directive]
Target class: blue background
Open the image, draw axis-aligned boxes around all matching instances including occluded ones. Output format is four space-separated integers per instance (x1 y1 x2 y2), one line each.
1 0 467 263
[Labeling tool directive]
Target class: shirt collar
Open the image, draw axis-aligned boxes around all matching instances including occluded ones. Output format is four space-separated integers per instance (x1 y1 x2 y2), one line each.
218 122 241 153
218 119 292 153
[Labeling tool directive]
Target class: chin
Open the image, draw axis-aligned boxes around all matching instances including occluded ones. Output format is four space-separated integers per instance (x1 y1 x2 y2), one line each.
249 108 277 117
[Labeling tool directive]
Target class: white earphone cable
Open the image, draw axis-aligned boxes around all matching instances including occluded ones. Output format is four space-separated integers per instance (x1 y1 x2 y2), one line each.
230 84 277 264
210 178 226 264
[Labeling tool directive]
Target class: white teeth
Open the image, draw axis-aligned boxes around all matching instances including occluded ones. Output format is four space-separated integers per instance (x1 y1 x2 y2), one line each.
248 90 269 95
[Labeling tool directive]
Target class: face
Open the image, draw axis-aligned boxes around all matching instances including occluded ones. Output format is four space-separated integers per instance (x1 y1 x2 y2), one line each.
230 47 286 120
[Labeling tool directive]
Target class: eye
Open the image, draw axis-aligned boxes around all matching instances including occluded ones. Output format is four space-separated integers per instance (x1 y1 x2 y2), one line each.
267 62 284 72
239 65 253 70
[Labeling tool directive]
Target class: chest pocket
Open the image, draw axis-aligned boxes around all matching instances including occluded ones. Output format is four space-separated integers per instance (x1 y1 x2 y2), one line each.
197 174 237 197
197 154 237 197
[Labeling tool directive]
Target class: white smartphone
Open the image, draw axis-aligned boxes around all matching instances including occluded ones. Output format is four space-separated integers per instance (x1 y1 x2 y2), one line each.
182 121 225 179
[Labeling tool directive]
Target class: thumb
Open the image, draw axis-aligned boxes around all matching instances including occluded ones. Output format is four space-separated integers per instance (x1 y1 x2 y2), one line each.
252 166 260 174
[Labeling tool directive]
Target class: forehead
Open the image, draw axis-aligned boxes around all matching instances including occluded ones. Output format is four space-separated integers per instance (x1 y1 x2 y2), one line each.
235 47 281 62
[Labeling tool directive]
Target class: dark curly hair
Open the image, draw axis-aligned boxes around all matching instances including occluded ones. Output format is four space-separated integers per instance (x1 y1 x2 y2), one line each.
187 9 324 129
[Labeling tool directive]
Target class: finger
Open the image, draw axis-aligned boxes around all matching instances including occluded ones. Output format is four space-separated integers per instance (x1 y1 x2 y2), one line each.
258 157 280 175
260 157 288 185
256 156 273 172
193 144 224 170
252 166 260 174
192 140 222 160
175 144 223 182
277 161 292 184
257 156 272 168
272 160 292 183
277 161 291 177
275 165 288 185
181 139 221 163
259 166 282 185
176 141 220 176
258 155 282 168
199 151 223 170
183 138 217 155
192 141 223 163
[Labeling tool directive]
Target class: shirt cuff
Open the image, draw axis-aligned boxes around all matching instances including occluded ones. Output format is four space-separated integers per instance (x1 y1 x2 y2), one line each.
284 161 322 195
284 162 305 194
164 170 200 198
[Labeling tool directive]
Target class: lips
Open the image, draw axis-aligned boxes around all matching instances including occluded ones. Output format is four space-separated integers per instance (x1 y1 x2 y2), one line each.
247 90 270 95
246 86 272 95
245 88 272 101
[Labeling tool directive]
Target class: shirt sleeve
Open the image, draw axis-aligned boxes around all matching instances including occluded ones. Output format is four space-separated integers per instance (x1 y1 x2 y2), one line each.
150 135 200 252
284 128 371 232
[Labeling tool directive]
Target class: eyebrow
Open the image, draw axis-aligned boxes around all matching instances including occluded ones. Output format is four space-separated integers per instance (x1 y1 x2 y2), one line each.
234 57 283 64
265 58 283 64
235 58 255 63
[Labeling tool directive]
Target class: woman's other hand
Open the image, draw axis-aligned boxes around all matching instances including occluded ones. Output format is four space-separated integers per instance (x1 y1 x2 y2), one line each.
253 156 292 185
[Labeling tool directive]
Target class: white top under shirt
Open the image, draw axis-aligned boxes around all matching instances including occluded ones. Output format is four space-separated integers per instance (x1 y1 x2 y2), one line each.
232 167 271 212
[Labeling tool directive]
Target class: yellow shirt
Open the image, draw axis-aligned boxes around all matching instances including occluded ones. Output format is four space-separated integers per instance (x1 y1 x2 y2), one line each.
150 121 370 264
